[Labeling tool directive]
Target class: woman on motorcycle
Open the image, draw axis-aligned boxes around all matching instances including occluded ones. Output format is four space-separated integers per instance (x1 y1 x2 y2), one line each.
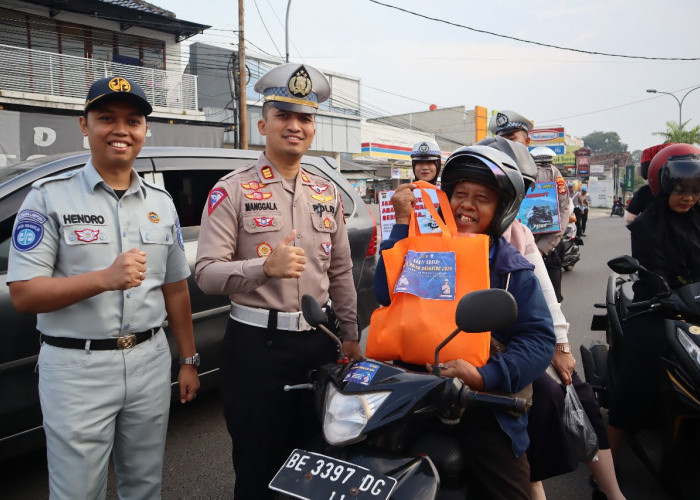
374 145 556 500
608 143 700 461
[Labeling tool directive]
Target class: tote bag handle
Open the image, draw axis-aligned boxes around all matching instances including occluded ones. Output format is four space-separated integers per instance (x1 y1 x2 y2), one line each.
408 181 458 238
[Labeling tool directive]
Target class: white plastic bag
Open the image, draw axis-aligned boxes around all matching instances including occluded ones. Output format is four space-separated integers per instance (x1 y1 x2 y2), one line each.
563 383 599 462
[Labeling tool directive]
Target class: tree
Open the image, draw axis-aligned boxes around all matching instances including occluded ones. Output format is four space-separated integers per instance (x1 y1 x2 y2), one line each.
582 131 628 153
653 120 700 144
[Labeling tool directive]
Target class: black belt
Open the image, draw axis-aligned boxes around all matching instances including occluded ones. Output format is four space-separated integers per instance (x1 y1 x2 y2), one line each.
40 329 159 351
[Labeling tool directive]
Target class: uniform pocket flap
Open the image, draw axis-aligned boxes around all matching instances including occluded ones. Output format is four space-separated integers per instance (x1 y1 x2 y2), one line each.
140 226 174 245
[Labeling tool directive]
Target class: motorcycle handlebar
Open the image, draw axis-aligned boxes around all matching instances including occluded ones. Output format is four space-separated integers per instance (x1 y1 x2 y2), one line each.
627 298 658 311
460 387 530 415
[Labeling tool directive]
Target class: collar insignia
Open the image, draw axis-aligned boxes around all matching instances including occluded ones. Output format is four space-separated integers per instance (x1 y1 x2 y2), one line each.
261 166 275 180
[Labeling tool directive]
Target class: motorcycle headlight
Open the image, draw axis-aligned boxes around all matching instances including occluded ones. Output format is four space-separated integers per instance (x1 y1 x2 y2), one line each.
322 383 390 446
677 327 700 367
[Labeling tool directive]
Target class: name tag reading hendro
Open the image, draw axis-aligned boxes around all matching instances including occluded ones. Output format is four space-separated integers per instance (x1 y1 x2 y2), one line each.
394 250 456 300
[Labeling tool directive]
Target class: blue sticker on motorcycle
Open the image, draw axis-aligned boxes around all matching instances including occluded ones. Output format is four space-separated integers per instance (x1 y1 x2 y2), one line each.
343 361 381 386
12 210 47 252
393 251 456 300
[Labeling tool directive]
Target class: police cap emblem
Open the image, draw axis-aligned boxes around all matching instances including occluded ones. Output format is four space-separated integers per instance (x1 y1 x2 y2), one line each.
287 66 313 98
496 113 509 128
419 142 430 154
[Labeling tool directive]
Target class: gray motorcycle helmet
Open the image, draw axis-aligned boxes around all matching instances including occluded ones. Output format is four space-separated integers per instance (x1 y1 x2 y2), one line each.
477 136 537 191
441 145 525 238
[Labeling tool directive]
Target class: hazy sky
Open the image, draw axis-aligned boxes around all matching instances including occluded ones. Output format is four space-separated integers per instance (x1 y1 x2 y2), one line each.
163 0 700 151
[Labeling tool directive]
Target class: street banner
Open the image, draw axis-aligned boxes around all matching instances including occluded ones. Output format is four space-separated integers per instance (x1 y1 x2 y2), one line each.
529 127 565 144
378 188 441 240
518 181 562 234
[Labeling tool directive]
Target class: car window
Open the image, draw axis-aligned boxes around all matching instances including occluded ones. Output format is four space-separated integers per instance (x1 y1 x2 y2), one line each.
0 215 14 273
302 163 355 218
155 158 239 228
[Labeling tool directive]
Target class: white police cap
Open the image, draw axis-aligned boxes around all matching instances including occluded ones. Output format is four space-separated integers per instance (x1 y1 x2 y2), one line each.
254 63 330 114
488 110 534 136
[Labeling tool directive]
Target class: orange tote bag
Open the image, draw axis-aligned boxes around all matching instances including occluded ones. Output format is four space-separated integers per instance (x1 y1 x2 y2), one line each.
366 181 491 366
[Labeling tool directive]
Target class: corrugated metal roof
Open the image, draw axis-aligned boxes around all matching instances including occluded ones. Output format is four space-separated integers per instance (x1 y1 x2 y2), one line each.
100 0 175 18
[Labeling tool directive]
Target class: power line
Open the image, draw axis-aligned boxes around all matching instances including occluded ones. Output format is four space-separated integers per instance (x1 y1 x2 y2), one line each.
252 0 283 60
368 0 700 61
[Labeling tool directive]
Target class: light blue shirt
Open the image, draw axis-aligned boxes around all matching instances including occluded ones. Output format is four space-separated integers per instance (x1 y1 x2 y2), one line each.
7 161 190 339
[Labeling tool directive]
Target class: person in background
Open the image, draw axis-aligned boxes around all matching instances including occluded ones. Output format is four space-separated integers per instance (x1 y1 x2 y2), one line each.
375 145 555 500
529 147 571 303
488 109 533 146
195 63 362 499
626 143 676 225
609 143 700 464
479 137 624 500
7 76 199 499
572 184 589 237
411 139 442 184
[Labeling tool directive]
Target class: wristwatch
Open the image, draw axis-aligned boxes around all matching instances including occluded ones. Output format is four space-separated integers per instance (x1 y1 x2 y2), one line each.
555 343 572 354
179 352 200 367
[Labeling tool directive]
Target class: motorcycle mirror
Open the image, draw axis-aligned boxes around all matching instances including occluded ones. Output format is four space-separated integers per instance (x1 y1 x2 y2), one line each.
302 294 328 327
455 289 518 333
607 255 643 274
433 289 518 375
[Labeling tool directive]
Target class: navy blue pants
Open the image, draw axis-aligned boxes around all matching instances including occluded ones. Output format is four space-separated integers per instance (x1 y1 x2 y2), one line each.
220 318 337 500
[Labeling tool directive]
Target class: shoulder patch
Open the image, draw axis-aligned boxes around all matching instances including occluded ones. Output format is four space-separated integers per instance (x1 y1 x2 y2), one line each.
175 217 184 250
12 210 47 252
555 177 567 195
208 187 228 215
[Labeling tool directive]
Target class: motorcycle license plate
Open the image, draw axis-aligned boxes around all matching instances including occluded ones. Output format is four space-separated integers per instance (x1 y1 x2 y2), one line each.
269 449 397 500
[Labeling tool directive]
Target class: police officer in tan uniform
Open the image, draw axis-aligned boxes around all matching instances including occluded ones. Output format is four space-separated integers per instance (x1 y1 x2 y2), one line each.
489 111 570 301
195 63 362 499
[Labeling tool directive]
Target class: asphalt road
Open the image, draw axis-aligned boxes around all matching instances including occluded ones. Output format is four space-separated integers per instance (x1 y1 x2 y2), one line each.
2 209 673 499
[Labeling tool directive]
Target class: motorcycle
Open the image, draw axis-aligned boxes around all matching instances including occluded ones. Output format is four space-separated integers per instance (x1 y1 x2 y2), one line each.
269 291 528 500
610 204 625 217
527 205 554 231
581 256 700 500
560 221 582 272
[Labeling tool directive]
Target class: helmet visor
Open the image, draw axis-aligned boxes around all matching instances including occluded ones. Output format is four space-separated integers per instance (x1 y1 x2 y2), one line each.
661 159 700 196
443 154 516 201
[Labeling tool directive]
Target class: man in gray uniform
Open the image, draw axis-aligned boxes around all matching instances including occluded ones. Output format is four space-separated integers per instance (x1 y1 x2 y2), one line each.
7 76 199 499
196 63 361 499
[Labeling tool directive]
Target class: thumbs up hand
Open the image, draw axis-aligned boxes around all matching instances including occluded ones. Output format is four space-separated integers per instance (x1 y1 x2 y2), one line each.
262 230 307 279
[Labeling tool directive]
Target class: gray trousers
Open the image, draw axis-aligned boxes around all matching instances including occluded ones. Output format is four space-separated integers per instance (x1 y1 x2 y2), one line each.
38 330 171 500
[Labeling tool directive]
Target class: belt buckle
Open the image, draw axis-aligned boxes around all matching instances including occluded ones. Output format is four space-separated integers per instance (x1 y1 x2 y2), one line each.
117 334 137 350
296 312 311 331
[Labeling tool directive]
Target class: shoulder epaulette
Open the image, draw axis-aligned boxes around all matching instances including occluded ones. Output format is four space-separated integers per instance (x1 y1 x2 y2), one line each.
32 169 80 189
142 177 173 199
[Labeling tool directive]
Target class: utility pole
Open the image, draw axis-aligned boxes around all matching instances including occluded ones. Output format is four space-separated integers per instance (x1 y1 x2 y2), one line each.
238 0 248 149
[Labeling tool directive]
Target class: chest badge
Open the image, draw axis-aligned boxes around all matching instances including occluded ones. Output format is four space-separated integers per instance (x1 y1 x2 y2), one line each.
310 184 329 195
261 166 275 180
257 242 273 257
321 242 332 255
147 211 160 223
244 191 273 201
208 187 228 215
311 193 334 203
75 228 100 242
254 216 275 227
241 180 267 191
323 217 332 229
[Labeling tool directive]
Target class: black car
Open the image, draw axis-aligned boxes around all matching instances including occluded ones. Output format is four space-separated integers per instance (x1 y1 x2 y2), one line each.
0 147 378 460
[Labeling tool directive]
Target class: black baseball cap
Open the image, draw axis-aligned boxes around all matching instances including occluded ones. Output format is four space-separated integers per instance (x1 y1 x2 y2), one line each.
84 76 153 116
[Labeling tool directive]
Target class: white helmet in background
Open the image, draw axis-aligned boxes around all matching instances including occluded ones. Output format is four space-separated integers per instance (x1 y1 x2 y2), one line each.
411 140 442 184
530 146 557 166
